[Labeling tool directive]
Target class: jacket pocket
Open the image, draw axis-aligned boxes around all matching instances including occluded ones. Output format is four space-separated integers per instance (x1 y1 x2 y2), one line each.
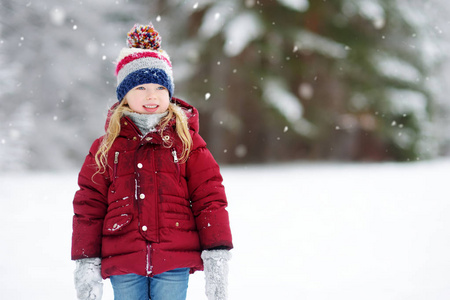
103 196 133 235
103 214 133 235
162 211 196 231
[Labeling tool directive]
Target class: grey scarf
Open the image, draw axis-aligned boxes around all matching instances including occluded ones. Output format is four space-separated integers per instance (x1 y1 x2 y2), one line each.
124 111 168 136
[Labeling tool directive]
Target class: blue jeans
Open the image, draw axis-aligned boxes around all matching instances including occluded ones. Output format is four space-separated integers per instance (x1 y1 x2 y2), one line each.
110 268 190 300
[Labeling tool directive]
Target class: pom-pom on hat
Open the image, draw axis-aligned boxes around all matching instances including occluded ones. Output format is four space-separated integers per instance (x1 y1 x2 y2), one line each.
115 23 174 101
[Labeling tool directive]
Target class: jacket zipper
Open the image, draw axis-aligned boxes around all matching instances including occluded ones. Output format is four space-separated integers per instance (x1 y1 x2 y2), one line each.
152 148 160 243
113 151 119 181
146 243 153 276
171 148 181 183
171 148 179 163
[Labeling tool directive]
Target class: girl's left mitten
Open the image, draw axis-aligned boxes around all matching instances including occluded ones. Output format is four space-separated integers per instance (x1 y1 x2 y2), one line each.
74 257 103 300
201 250 231 300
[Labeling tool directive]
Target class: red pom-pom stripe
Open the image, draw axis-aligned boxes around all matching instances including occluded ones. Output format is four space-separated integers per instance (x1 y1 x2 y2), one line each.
115 52 172 76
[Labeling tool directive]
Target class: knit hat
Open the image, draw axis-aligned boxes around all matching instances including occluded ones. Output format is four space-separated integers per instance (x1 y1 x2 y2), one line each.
115 23 174 101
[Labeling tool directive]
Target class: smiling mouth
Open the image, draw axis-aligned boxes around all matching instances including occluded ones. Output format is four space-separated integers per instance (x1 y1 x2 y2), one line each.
144 105 158 108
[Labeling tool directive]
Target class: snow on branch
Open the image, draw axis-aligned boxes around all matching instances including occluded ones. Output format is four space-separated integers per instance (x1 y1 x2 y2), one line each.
295 30 348 59
223 11 263 57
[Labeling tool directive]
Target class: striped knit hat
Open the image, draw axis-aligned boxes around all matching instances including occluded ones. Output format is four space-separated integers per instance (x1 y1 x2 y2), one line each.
115 23 174 101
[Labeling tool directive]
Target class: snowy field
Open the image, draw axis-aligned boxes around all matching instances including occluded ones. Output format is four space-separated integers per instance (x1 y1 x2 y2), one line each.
2 159 450 300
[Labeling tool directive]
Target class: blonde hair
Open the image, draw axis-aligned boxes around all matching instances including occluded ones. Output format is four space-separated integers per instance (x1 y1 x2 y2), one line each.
94 101 192 175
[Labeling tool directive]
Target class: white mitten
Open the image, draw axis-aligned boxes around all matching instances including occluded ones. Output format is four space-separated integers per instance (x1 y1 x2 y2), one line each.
201 250 231 300
74 257 103 300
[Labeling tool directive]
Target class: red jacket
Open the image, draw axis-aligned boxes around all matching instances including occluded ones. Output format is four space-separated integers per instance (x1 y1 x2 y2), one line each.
71 98 233 278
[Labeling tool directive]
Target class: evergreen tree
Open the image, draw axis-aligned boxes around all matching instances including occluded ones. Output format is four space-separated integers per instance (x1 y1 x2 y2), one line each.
158 0 448 163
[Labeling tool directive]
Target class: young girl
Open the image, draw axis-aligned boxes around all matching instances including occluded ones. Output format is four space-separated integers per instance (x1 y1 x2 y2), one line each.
71 23 233 300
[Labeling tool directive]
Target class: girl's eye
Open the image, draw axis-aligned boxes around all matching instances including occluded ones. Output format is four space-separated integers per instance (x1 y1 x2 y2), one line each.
157 86 166 90
136 86 145 90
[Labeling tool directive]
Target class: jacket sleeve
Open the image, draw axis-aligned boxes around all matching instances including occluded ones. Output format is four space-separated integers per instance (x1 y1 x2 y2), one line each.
71 138 109 260
187 132 233 251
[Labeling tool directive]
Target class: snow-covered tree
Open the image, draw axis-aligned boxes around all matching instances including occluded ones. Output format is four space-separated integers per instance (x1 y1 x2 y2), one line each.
156 0 450 163
0 0 148 170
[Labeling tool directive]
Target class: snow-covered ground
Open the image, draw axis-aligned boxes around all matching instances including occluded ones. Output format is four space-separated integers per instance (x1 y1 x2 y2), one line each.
2 159 450 299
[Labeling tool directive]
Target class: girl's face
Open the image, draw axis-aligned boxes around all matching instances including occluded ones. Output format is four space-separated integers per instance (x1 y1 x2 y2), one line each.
124 83 170 114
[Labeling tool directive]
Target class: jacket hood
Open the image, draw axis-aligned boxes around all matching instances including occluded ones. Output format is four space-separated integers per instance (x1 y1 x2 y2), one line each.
105 97 200 133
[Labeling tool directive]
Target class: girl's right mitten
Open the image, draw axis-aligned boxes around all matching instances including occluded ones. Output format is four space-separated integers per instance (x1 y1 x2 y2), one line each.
74 257 103 300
